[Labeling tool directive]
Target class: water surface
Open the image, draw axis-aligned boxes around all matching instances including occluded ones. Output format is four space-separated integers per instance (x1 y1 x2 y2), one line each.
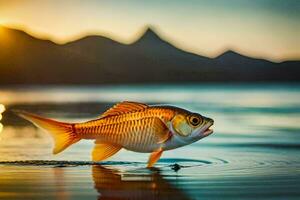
0 84 299 199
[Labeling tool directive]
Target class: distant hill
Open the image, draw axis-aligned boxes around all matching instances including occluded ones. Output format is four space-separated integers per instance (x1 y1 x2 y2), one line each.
0 26 299 84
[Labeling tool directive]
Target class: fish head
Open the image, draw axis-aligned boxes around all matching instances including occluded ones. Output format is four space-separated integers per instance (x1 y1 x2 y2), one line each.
170 110 214 143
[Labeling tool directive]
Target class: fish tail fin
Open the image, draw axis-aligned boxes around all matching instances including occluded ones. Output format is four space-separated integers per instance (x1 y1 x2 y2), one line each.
14 110 80 154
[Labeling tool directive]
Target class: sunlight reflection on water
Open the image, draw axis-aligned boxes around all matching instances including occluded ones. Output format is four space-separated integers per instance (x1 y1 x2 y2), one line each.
0 104 5 113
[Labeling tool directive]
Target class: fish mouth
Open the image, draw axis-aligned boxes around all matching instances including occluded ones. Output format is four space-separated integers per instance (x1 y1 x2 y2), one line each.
202 122 214 137
203 128 213 136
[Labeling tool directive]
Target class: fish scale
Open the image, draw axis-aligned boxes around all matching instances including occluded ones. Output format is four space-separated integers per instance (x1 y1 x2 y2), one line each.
121 118 157 150
75 107 173 140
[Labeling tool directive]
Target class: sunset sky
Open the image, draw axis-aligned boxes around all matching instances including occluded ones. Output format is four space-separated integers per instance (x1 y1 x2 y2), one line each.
0 0 299 62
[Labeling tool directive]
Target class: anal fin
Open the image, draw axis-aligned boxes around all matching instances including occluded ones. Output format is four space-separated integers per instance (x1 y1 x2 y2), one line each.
92 141 122 162
147 148 163 168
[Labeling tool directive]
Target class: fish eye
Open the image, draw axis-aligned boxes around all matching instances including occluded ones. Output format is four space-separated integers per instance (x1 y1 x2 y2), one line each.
189 115 202 126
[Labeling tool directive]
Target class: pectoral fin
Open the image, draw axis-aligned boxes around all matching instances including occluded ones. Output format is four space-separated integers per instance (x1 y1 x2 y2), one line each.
92 141 122 162
152 118 171 144
147 148 163 168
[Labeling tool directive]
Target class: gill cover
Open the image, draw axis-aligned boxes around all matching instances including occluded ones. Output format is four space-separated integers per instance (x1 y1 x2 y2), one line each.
172 114 192 136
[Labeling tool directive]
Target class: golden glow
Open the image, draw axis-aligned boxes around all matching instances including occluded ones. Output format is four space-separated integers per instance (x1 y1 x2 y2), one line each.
0 104 5 113
0 123 3 134
0 25 7 35
0 26 10 43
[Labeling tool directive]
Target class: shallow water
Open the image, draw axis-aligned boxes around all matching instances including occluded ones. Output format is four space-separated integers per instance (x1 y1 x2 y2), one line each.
0 84 299 199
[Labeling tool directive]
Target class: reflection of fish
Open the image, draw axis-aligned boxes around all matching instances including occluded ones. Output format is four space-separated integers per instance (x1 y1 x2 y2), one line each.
92 165 191 200
15 101 214 167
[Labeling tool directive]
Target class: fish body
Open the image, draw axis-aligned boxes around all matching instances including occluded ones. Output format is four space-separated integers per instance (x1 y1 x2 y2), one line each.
16 101 214 167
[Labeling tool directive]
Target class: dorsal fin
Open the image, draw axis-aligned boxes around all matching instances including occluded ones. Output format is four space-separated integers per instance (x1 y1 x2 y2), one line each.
101 101 148 118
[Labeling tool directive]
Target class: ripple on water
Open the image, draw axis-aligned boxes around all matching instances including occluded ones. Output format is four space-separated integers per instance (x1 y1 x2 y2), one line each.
0 160 141 167
0 157 300 199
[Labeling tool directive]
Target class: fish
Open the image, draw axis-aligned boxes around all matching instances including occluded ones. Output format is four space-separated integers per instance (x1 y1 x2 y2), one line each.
15 101 214 167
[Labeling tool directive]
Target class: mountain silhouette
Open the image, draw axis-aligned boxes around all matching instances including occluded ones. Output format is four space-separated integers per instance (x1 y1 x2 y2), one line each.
0 26 299 85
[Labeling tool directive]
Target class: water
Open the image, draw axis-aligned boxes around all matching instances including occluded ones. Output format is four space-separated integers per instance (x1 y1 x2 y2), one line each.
0 84 299 200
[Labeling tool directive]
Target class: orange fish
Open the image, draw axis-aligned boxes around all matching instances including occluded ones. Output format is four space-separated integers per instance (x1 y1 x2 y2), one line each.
16 101 214 167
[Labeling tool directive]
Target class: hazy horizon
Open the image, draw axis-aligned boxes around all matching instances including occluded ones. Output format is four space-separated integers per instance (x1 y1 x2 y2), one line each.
0 0 299 62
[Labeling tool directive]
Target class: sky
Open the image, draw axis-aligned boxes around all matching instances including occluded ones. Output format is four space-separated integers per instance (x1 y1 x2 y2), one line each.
0 0 299 62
